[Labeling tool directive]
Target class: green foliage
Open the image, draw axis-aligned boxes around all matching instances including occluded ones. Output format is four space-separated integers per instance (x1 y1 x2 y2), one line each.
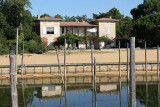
64 15 91 22
98 36 113 44
0 0 47 54
93 8 124 20
54 14 63 19
132 13 160 45
27 40 46 54
40 13 51 18
131 0 160 20
56 33 85 47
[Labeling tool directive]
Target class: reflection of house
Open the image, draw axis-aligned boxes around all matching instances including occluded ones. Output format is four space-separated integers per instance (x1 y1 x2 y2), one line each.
40 86 62 101
96 84 119 95
35 15 119 49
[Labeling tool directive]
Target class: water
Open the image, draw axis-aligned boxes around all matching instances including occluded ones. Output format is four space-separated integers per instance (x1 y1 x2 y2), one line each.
0 77 159 107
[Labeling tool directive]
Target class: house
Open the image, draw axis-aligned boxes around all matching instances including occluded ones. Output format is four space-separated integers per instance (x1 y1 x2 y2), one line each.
35 15 119 49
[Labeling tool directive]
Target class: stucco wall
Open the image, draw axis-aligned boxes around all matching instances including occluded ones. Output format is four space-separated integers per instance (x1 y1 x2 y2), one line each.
40 21 60 39
98 21 116 39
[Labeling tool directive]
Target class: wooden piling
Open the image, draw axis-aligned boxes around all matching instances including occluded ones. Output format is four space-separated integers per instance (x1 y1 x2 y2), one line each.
119 40 121 77
56 49 64 83
21 41 24 78
130 37 136 107
94 57 96 91
15 28 18 72
158 45 159 81
91 45 94 79
145 41 147 81
64 39 66 82
127 42 129 82
9 47 18 107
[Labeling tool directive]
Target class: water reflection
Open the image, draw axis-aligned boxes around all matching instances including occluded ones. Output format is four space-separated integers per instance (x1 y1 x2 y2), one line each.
0 76 159 107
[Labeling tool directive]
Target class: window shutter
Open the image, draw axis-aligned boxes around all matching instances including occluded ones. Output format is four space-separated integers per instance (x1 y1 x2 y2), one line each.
107 28 110 34
54 27 58 34
43 27 46 34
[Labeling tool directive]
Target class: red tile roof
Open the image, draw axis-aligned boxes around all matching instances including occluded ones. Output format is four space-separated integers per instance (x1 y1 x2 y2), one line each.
37 17 63 21
60 22 98 27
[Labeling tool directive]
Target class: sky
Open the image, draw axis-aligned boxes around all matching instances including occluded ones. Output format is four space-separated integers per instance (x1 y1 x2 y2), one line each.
28 0 143 18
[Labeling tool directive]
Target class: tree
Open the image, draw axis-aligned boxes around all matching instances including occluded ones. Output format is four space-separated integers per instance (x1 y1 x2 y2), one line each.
120 16 133 38
64 15 90 22
131 0 160 20
132 13 160 46
40 13 51 18
93 8 124 20
54 14 63 19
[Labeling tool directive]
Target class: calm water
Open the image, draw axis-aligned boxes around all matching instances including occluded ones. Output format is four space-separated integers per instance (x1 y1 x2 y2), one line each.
0 77 159 107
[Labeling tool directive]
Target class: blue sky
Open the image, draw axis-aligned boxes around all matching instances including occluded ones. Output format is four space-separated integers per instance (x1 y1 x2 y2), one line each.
29 0 143 18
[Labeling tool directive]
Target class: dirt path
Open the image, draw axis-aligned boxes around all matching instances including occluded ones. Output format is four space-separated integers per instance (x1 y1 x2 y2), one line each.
0 49 158 65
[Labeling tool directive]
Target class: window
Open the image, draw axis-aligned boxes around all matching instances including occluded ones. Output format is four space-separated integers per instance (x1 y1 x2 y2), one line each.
62 27 65 34
47 27 54 34
104 27 110 35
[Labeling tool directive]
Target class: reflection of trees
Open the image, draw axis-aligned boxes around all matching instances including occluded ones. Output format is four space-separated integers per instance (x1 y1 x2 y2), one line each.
0 87 36 107
18 87 36 107
136 84 158 107
0 88 11 107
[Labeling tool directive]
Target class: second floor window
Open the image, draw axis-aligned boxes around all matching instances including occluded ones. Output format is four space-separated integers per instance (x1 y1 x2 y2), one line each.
47 27 54 34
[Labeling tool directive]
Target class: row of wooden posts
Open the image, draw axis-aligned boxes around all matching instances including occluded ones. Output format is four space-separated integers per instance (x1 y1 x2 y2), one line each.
10 37 159 107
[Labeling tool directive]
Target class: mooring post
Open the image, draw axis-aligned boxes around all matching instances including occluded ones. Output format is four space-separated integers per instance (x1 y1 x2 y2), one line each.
15 28 18 72
91 45 94 79
145 41 147 81
21 41 24 78
94 57 96 91
120 77 122 107
64 39 66 83
157 45 159 81
127 42 129 82
130 37 136 107
119 40 121 78
56 49 64 83
9 47 18 107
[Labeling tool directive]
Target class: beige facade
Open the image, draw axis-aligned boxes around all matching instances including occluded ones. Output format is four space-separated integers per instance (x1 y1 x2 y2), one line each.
35 17 118 49
99 22 116 40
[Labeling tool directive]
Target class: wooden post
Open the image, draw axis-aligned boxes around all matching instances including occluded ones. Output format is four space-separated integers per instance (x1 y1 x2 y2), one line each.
9 47 18 107
21 41 24 78
94 57 96 91
145 41 147 81
130 37 136 107
158 45 159 81
119 40 121 78
15 28 18 72
56 49 64 83
64 39 66 82
127 42 129 82
91 45 94 81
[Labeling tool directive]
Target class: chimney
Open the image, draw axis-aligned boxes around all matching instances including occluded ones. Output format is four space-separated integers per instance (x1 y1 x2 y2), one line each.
109 16 112 19
37 14 40 19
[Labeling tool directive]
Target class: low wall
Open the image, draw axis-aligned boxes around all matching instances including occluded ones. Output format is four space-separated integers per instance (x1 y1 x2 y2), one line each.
0 62 159 75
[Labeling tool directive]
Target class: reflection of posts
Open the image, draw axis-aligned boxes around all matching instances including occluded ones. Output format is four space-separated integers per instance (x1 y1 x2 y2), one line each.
10 47 18 107
129 37 136 107
120 78 121 107
158 82 160 107
146 81 148 107
127 82 130 107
